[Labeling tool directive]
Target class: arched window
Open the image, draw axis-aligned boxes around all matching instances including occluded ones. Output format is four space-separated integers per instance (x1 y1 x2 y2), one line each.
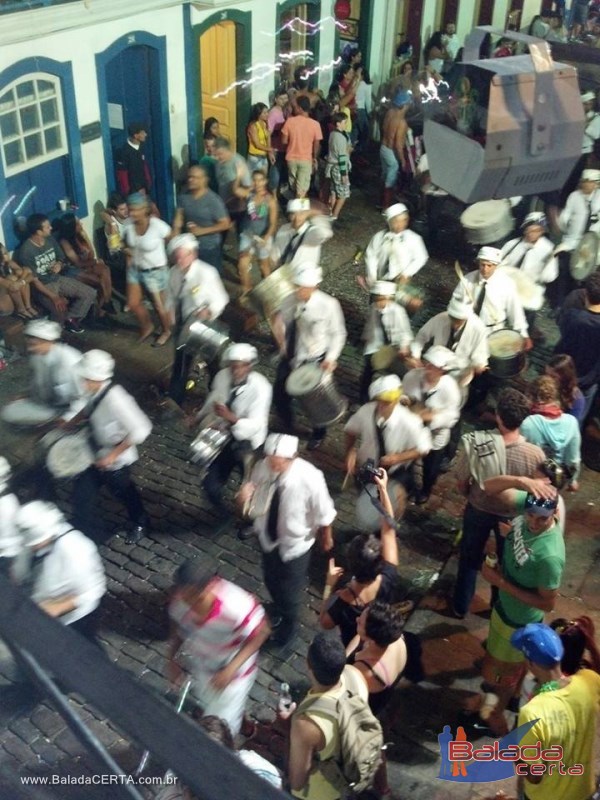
0 73 68 176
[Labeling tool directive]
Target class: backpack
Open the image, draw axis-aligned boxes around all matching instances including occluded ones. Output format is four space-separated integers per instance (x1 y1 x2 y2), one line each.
461 429 506 489
297 686 383 795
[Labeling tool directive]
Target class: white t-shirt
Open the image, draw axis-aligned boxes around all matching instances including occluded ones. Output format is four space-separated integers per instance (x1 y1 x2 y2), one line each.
124 217 171 270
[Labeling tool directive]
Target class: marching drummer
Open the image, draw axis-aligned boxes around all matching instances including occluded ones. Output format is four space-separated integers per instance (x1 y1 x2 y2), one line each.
166 233 230 406
195 343 272 512
1 320 84 427
499 212 558 338
236 433 336 648
451 246 531 346
360 280 413 403
402 346 462 505
344 374 432 529
361 203 428 291
269 198 333 271
72 349 152 546
0 458 21 576
272 262 347 451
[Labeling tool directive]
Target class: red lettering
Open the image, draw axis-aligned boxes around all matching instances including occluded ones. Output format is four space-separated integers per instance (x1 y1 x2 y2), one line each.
499 745 520 761
520 743 542 762
449 743 473 761
530 764 545 776
516 764 529 775
558 762 567 775
568 765 585 776
546 763 556 775
542 746 563 762
473 744 495 761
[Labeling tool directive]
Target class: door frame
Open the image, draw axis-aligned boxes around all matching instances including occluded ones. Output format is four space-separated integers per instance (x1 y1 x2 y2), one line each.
190 10 252 158
95 31 173 218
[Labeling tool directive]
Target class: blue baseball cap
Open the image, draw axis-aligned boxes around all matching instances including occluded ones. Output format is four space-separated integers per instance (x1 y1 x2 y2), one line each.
524 493 558 517
392 89 412 108
511 623 564 667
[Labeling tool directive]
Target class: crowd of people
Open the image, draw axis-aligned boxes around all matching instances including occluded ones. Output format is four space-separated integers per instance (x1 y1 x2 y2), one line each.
1 32 600 800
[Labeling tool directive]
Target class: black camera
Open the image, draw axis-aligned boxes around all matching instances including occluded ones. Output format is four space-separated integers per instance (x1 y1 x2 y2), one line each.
357 458 384 486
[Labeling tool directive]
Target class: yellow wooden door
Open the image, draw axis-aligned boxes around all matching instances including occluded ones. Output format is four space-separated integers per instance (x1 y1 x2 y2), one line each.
200 21 237 148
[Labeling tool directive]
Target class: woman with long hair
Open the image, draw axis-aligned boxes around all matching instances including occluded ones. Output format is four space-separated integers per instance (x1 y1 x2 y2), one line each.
55 214 114 313
203 117 220 139
545 353 586 424
234 169 278 294
0 242 38 319
246 103 274 175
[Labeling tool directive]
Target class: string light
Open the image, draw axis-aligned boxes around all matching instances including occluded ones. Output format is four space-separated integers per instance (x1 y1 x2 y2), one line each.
298 57 342 80
13 187 37 216
419 76 450 104
0 195 16 217
213 64 282 98
263 15 348 37
278 50 314 61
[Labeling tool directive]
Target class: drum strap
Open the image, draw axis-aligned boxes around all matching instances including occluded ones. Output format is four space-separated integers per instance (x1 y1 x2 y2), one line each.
85 382 115 454
226 382 246 409
473 281 487 316
373 410 387 462
378 311 391 345
281 225 310 264
266 480 281 543
445 320 466 351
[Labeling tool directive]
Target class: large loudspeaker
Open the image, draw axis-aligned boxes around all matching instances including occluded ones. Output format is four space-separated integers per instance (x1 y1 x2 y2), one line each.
424 28 585 203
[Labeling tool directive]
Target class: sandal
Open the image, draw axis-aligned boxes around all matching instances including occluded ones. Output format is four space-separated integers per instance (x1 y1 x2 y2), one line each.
137 327 155 344
152 331 172 347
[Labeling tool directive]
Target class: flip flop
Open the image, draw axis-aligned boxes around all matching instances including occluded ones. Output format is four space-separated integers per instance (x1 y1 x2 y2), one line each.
137 328 155 344
152 332 172 347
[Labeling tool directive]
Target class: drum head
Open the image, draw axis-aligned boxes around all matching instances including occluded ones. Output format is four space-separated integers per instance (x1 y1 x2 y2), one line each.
461 200 514 244
46 432 94 478
487 329 524 357
1 399 58 426
286 364 322 397
570 232 599 281
371 345 396 372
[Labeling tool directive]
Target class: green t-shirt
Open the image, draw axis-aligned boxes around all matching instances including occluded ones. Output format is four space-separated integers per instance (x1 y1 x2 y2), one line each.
497 491 565 626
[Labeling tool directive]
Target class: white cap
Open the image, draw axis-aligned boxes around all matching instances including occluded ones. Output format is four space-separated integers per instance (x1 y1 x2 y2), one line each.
287 198 311 213
24 320 61 341
581 91 596 104
16 501 65 546
370 280 397 297
293 262 323 287
581 169 600 182
477 246 502 264
521 211 546 229
264 433 299 458
383 203 409 220
224 343 257 363
167 233 198 255
78 349 115 381
423 345 456 370
447 296 473 319
369 374 402 400
0 456 11 487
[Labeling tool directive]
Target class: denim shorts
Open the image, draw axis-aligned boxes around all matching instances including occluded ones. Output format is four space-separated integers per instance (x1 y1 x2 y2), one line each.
380 144 400 189
127 264 169 293
238 232 272 260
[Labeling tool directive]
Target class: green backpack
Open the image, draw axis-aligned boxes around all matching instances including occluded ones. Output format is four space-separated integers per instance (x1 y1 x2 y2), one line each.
297 687 384 795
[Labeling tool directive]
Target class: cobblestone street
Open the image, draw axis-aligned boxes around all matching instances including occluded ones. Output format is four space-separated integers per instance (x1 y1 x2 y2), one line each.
1 171 599 800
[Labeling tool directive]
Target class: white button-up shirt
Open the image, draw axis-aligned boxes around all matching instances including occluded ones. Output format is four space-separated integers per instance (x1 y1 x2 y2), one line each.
87 383 152 470
280 289 347 368
168 259 229 324
270 216 333 269
402 369 462 450
30 343 85 419
582 112 600 154
411 312 490 375
362 301 413 355
500 236 558 285
0 492 21 559
345 401 432 469
451 269 529 337
28 527 106 625
251 457 336 562
364 228 429 285
559 188 600 251
198 368 272 450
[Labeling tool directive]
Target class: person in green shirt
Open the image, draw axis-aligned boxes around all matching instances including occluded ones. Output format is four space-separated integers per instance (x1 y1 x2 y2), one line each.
465 483 565 736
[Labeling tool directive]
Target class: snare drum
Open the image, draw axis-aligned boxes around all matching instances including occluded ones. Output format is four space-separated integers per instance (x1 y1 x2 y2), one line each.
285 363 348 427
190 425 231 470
487 329 526 379
177 318 231 367
395 284 425 313
40 430 95 478
1 398 60 427
247 264 295 319
461 199 514 245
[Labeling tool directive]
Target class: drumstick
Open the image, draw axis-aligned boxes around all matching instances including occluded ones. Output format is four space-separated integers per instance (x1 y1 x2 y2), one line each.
341 470 352 491
454 260 474 304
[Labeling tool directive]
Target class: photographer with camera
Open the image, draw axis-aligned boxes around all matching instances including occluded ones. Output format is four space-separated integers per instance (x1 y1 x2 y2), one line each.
344 375 431 531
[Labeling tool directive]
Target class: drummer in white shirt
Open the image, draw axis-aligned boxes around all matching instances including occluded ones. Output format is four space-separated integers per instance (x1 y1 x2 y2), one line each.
344 374 432 530
14 501 106 642
166 233 230 406
72 350 152 546
361 203 428 296
269 198 333 271
0 458 21 576
499 212 558 338
237 433 336 647
402 346 462 505
560 170 600 253
360 280 413 403
1 320 84 427
195 343 272 512
272 262 347 450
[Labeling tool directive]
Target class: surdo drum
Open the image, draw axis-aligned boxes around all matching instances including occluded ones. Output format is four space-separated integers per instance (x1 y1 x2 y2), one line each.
189 422 231 470
487 329 526 379
177 318 231 369
460 199 514 245
247 265 295 319
39 429 95 479
285 363 348 427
